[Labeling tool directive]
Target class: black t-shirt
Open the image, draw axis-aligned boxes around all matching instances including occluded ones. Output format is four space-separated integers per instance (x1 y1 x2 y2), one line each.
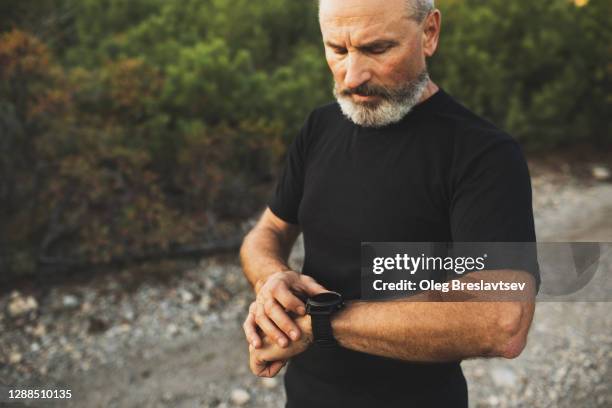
269 88 537 408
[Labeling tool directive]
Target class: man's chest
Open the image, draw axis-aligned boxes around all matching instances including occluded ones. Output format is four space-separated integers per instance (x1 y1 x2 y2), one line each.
297 133 452 242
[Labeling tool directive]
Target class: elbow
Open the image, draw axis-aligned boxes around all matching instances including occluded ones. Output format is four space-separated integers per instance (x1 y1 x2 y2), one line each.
239 230 255 272
492 303 530 359
497 333 527 360
240 228 255 257
239 236 248 265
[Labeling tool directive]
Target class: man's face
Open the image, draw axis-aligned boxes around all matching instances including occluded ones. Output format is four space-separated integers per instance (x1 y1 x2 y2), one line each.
319 0 438 127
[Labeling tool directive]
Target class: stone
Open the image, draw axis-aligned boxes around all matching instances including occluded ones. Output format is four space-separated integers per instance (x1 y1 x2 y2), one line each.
230 388 250 406
8 292 38 317
490 366 518 388
9 352 22 364
591 165 610 181
191 313 205 328
31 323 46 337
199 294 211 311
167 323 179 336
81 301 93 313
260 377 278 389
179 289 194 303
62 294 80 309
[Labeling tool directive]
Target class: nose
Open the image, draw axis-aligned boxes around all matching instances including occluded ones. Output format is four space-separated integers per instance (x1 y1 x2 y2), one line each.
343 52 372 90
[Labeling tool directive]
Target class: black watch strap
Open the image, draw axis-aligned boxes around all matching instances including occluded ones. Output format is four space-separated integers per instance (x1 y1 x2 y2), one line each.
311 313 337 348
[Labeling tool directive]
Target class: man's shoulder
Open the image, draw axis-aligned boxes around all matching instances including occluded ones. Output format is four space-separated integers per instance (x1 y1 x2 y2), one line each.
434 90 513 144
307 101 344 125
297 101 345 142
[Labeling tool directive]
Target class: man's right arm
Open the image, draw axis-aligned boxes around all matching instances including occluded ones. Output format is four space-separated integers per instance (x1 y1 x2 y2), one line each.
240 207 327 348
240 207 301 291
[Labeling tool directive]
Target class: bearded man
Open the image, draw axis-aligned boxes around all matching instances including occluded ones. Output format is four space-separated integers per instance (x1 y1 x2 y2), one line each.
240 0 538 406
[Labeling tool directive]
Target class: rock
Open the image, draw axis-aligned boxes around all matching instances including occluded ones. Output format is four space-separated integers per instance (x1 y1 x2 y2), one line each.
162 391 174 402
122 305 135 321
490 366 518 388
31 342 40 352
191 313 205 328
553 366 567 383
179 289 194 303
591 165 610 181
31 323 46 338
472 367 486 378
8 292 38 317
62 294 80 309
9 352 22 364
230 388 250 406
167 323 179 336
81 301 93 313
260 377 278 389
199 294 211 311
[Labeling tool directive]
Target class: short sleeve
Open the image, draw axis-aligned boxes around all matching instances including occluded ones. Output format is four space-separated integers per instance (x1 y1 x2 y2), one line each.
268 117 311 225
450 137 541 290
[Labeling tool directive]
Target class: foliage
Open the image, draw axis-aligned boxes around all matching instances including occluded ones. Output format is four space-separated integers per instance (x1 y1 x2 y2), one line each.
0 0 609 276
432 0 611 148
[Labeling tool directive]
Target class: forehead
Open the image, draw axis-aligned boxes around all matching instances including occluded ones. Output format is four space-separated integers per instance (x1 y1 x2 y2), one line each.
319 0 411 42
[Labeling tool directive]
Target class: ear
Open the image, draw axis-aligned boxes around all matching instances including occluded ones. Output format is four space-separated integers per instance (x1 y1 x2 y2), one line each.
422 9 441 57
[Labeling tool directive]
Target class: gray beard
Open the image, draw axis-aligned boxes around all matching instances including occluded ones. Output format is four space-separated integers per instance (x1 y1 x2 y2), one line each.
334 69 430 128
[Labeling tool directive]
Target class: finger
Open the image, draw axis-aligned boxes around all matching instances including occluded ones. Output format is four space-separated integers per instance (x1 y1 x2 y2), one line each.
250 351 267 376
243 311 262 348
262 360 287 377
249 347 284 378
255 303 289 347
274 287 307 316
265 299 301 341
298 274 329 296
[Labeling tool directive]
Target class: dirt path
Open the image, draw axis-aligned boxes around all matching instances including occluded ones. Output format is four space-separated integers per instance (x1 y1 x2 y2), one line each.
2 184 611 408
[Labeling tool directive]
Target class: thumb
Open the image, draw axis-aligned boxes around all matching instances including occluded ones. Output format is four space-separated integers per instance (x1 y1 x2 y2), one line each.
298 275 329 296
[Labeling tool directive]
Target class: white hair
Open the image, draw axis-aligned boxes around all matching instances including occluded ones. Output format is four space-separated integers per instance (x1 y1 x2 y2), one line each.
318 0 435 22
408 0 435 22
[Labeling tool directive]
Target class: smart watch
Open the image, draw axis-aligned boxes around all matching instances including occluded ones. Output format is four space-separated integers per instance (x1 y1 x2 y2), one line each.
306 291 344 348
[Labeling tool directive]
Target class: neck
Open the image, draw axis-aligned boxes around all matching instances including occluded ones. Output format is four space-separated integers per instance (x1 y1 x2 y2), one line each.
417 80 439 104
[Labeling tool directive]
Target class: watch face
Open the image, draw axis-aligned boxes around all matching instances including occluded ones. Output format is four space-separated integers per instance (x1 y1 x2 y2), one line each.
309 291 342 306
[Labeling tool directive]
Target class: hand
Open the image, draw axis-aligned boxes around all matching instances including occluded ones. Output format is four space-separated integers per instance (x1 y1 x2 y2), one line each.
246 270 326 348
248 314 312 377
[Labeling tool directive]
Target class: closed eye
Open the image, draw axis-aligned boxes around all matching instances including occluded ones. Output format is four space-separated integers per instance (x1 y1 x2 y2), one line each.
359 40 398 55
325 40 398 56
361 45 391 55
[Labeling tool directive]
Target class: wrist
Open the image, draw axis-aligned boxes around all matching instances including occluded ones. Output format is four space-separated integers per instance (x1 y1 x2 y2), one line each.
254 268 294 294
306 292 344 347
296 314 313 345
254 277 266 294
330 303 348 345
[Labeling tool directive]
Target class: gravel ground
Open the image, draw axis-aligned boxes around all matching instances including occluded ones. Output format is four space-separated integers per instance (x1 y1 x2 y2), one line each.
0 169 611 408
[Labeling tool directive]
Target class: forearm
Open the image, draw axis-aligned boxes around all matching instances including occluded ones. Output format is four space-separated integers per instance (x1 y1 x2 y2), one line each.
331 300 533 362
240 221 300 292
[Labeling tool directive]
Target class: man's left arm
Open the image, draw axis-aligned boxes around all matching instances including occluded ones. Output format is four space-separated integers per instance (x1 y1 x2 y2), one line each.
249 270 536 376
330 268 536 362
